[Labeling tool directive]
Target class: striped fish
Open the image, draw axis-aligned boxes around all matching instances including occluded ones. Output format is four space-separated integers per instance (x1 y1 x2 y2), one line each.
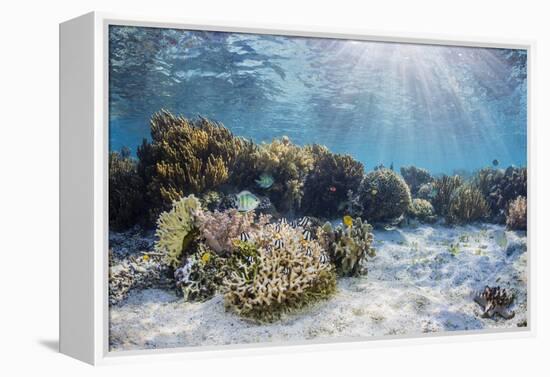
305 247 312 257
319 254 329 264
282 266 290 275
235 190 260 212
279 218 288 225
298 216 310 227
240 232 251 242
303 229 312 241
290 220 298 228
273 239 284 249
245 255 254 264
275 224 281 233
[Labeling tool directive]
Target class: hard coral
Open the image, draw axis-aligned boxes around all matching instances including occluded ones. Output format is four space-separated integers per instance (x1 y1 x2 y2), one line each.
506 196 527 230
301 144 365 218
353 168 412 223
473 286 515 319
154 195 201 269
109 148 145 230
446 184 489 224
400 166 433 196
224 222 336 322
253 136 314 213
318 217 375 277
137 110 246 222
432 175 463 217
408 198 437 223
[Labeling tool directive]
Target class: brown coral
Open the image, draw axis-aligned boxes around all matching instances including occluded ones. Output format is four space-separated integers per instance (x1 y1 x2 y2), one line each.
432 175 464 217
446 184 489 224
506 196 527 230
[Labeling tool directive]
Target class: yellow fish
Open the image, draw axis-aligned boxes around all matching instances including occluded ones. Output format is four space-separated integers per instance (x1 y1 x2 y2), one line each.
142 254 150 262
201 252 211 264
343 215 353 227
371 189 378 195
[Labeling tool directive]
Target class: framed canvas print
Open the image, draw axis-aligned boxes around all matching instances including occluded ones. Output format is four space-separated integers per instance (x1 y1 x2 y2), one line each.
60 12 533 365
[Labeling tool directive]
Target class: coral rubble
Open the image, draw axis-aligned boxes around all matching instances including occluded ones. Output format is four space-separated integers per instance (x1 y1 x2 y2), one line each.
473 286 515 319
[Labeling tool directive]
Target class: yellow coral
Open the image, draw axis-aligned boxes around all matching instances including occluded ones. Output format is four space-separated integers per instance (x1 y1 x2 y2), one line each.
154 195 201 268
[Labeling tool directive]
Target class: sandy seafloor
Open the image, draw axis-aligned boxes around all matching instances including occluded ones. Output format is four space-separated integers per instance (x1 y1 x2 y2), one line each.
109 223 528 351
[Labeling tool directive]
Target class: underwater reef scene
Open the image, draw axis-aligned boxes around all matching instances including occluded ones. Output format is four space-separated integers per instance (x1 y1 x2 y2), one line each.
108 26 528 351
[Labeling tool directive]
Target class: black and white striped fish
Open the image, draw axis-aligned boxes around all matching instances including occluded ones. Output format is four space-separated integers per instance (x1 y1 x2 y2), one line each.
273 239 284 249
275 223 281 233
319 254 329 264
279 218 288 225
290 220 298 228
305 247 313 257
298 216 310 227
245 255 254 263
282 266 290 275
240 232 251 242
303 229 312 241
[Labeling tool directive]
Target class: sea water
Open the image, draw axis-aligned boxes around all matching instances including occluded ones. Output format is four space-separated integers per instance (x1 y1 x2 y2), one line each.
108 25 527 175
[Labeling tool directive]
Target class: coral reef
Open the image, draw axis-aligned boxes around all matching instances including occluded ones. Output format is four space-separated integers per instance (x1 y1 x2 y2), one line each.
318 217 376 277
137 110 247 222
195 208 270 255
400 166 433 196
408 198 437 223
352 168 412 223
252 136 314 213
174 244 226 302
109 252 173 305
474 167 527 223
109 148 145 230
301 144 365 218
154 195 201 268
223 222 337 322
446 184 489 224
506 196 527 231
473 286 515 319
432 175 464 217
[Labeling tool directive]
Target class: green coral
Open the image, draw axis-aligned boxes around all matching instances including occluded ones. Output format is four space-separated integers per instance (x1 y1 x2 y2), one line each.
446 184 489 224
154 195 201 268
432 175 464 217
301 144 365 218
400 166 433 196
319 217 376 277
408 198 437 223
354 168 412 223
137 110 246 222
109 148 145 230
252 136 314 213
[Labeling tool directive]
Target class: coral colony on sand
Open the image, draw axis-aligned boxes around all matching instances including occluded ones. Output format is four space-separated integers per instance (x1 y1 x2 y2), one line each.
108 111 528 334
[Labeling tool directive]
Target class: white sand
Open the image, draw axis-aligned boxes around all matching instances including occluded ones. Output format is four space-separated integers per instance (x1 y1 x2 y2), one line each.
109 223 527 351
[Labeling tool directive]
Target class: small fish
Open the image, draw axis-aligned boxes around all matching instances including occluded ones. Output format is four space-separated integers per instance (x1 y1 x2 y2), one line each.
282 266 290 274
236 190 260 212
371 189 378 196
142 254 150 262
255 173 275 189
275 223 281 233
240 232 251 242
343 215 353 227
492 159 499 167
290 220 298 228
305 247 312 256
298 216 310 227
495 230 508 249
279 218 288 225
329 186 337 192
245 255 254 263
273 239 284 249
303 229 312 241
319 254 329 264
201 252 211 264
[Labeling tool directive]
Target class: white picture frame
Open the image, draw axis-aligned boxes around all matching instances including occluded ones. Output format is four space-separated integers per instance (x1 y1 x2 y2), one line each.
59 11 535 365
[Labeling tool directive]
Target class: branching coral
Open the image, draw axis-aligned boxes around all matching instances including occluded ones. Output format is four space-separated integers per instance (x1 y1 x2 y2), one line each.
223 222 337 322
400 166 433 196
195 208 271 255
109 148 145 230
252 136 314 213
317 217 375 277
432 175 463 217
300 144 365 218
174 244 226 302
137 110 247 222
154 195 201 268
506 196 527 230
408 198 437 223
353 168 412 223
446 184 489 224
474 167 527 223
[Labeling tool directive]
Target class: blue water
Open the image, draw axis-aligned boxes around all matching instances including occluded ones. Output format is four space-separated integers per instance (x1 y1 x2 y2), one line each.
109 25 527 174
